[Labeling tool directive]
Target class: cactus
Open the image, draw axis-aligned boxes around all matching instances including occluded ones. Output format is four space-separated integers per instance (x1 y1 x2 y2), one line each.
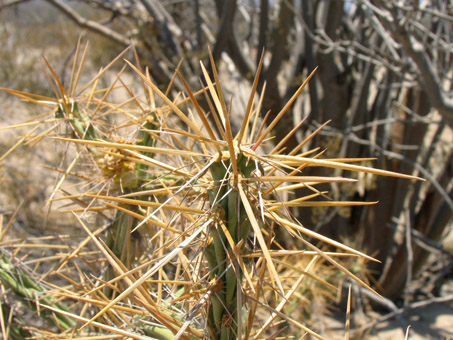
0 250 76 331
0 45 423 339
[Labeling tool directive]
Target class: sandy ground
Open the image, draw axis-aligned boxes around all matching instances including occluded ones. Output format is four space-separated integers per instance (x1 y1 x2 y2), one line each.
321 302 453 339
370 304 453 340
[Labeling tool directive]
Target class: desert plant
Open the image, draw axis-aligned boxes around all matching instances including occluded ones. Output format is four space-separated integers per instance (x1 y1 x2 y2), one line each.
0 43 423 339
0 249 77 332
9 0 448 302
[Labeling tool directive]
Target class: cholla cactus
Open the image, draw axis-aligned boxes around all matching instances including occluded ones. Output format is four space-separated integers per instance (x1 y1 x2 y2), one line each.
0 44 422 340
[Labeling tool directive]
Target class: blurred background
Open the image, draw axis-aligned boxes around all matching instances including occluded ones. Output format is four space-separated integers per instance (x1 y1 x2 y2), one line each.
0 0 452 338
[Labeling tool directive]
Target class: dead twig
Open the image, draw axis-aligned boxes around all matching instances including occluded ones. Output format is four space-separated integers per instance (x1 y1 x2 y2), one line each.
358 290 453 336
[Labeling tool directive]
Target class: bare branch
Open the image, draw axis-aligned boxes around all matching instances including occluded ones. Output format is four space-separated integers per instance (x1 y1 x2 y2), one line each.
369 0 453 126
138 0 188 53
211 0 237 61
356 284 410 336
0 0 32 10
211 0 255 79
257 0 269 65
358 291 453 335
392 25 453 125
266 0 295 81
312 121 453 213
45 0 131 46
193 0 203 50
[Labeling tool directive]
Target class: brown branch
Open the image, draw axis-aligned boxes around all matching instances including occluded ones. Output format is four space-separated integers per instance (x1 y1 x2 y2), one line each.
211 0 254 80
44 0 131 47
257 0 268 66
314 122 453 213
370 1 453 126
138 0 186 54
358 290 453 335
193 0 203 50
225 36 255 80
392 25 453 125
298 1 320 120
211 0 237 62
139 0 183 35
403 210 413 307
0 0 32 10
265 0 295 81
356 285 410 336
